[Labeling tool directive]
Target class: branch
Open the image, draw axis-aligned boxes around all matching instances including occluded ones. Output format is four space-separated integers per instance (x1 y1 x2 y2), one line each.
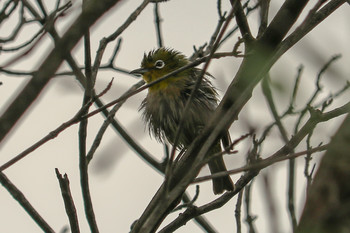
78 10 99 232
153 2 163 47
194 144 328 184
229 0 254 44
261 75 297 230
55 169 80 233
235 190 243 233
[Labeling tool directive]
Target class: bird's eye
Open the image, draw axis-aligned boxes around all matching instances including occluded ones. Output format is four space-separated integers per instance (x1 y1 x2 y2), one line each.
154 60 165 69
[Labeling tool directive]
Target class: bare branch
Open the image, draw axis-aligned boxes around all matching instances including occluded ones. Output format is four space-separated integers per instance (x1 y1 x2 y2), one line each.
153 2 163 47
235 190 243 233
55 169 80 233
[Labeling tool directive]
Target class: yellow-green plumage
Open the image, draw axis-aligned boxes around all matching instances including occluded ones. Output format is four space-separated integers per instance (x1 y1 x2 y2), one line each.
131 48 234 194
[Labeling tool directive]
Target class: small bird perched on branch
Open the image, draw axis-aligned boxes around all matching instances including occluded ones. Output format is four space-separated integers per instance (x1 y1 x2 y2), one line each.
130 47 234 194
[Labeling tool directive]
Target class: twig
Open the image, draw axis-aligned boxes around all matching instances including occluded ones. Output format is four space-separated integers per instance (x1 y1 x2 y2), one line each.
244 181 257 233
173 185 200 212
78 13 99 231
0 0 19 25
289 65 304 111
235 190 243 233
55 169 80 233
257 0 270 37
1 1 72 60
106 38 123 68
219 1 259 45
229 0 254 44
261 74 297 230
287 157 297 231
0 171 55 233
154 2 163 47
295 55 341 133
262 173 279 233
201 132 250 165
0 3 25 43
194 144 328 184
36 0 48 18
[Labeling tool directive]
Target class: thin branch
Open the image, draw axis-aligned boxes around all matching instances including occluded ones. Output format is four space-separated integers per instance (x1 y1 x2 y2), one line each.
262 173 279 233
244 181 257 233
154 2 163 47
194 144 328 184
304 131 315 194
0 172 55 233
55 169 80 233
79 96 99 233
1 25 45 52
295 54 341 132
0 3 26 43
78 9 99 231
106 38 123 68
235 190 243 233
261 74 297 230
0 0 19 25
2 1 72 62
36 0 48 18
257 0 270 37
229 0 254 44
219 1 259 46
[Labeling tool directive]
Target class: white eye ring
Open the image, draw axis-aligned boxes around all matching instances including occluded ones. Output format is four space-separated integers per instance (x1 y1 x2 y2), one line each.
154 60 165 69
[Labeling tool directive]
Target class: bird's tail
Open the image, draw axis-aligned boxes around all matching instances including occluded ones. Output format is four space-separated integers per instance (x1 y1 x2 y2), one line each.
208 143 234 194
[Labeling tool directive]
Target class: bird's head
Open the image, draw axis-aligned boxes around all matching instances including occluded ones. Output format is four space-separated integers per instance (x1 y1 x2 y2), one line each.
130 48 191 91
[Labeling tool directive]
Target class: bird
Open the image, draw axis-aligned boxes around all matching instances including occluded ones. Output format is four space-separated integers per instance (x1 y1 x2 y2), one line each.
130 47 234 194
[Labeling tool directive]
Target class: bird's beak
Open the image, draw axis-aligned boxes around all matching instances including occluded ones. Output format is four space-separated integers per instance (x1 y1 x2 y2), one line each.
129 67 150 76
